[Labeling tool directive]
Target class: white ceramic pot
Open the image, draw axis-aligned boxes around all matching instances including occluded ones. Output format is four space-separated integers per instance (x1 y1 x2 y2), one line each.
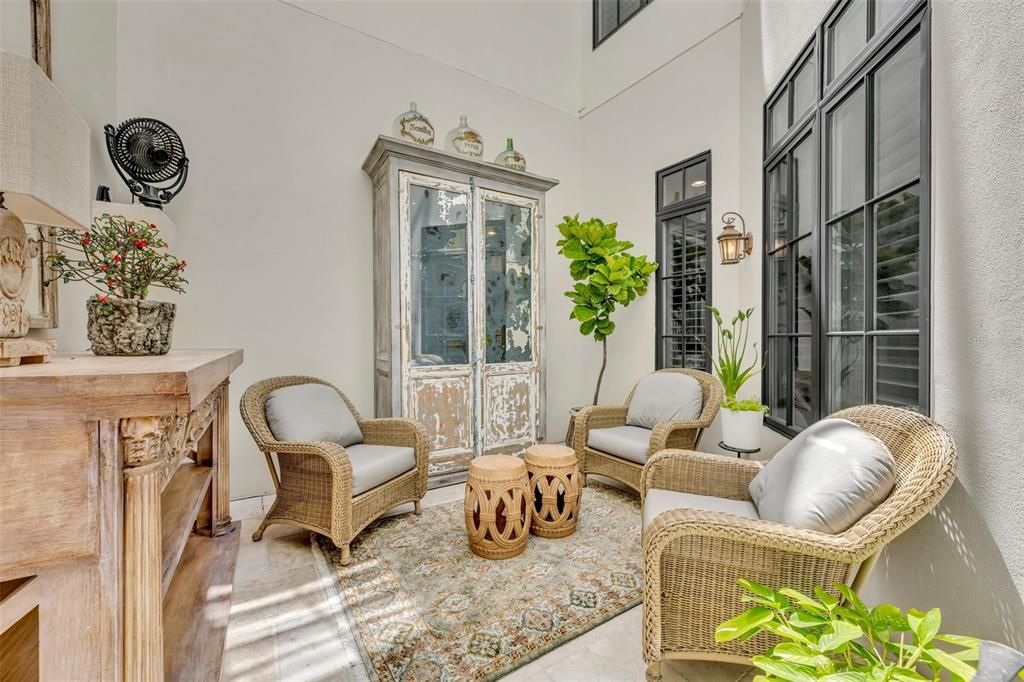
721 406 763 451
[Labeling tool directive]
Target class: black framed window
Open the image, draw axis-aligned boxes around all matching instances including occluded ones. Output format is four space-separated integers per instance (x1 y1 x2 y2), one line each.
763 0 929 435
594 0 653 48
656 151 711 371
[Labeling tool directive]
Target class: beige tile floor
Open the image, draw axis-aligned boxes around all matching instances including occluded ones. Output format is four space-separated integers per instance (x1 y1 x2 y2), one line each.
222 483 755 682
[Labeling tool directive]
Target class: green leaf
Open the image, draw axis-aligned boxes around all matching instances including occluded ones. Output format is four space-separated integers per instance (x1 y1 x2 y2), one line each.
579 319 596 336
890 668 928 681
924 646 977 680
572 305 596 322
788 611 828 628
779 589 826 615
834 583 869 616
715 607 775 643
815 587 840 613
771 643 830 669
870 604 909 632
819 674 869 682
751 656 818 682
816 621 863 652
912 608 941 646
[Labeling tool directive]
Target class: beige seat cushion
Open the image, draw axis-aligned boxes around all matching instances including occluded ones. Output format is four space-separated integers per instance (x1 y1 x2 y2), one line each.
345 444 416 495
626 372 703 430
749 418 895 534
643 489 759 530
587 425 652 464
265 383 363 447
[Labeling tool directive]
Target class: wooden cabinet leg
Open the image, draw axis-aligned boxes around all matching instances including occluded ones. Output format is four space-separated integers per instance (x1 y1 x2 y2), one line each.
211 381 233 536
122 453 164 682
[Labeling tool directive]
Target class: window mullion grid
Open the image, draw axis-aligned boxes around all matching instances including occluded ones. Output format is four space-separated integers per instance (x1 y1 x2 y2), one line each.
863 69 876 404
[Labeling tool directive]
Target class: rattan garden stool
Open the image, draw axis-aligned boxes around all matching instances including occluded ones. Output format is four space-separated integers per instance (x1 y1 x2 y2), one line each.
464 455 532 559
525 444 582 538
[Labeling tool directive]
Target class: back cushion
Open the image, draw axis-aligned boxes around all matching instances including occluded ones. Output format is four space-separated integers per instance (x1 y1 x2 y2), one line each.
749 418 895 534
626 372 703 430
265 383 363 447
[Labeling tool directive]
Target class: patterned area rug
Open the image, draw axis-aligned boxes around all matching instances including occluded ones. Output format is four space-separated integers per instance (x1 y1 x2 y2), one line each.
314 482 642 681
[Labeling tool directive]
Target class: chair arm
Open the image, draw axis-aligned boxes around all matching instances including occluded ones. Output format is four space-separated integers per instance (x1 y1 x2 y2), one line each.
641 449 761 501
648 420 708 453
359 417 430 497
643 508 867 564
572 404 628 447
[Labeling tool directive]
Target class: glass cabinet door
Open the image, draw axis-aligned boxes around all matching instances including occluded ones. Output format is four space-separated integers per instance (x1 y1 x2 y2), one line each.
409 182 470 366
477 189 540 454
401 173 475 479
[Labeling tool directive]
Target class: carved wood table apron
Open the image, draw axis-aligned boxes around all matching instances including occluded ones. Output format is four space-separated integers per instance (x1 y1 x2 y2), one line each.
0 349 243 682
524 444 581 538
464 455 532 559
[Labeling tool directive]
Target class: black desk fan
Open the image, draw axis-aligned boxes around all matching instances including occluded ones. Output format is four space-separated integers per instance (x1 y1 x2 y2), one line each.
105 117 189 209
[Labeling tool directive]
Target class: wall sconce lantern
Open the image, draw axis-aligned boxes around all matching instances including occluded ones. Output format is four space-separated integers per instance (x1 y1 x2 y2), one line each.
717 211 753 265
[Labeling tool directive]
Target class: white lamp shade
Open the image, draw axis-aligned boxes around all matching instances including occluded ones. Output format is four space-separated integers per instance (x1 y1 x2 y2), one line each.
0 50 90 230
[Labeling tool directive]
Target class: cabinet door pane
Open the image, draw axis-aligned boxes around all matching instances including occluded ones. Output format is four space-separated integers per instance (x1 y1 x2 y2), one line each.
484 200 532 363
874 34 921 194
829 85 866 217
875 186 920 330
410 184 470 365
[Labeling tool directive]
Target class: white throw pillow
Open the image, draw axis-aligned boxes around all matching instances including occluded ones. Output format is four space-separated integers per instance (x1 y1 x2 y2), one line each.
626 372 703 430
749 418 895 534
265 383 363 447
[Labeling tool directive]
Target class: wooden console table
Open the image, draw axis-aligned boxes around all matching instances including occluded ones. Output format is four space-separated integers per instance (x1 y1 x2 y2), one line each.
0 349 243 681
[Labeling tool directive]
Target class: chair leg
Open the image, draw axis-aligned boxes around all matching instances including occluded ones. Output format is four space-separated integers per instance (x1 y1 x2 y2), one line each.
645 660 662 681
414 500 422 515
339 543 351 565
252 516 272 542
580 472 588 488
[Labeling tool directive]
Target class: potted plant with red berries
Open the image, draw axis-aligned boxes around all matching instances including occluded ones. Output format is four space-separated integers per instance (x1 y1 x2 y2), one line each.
48 214 187 355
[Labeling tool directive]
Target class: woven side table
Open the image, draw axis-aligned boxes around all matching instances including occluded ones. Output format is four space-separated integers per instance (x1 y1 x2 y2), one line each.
464 455 531 559
524 444 581 538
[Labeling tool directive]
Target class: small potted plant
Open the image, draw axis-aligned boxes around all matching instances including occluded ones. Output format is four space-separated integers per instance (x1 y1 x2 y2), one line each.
48 214 187 356
701 306 767 450
557 214 658 441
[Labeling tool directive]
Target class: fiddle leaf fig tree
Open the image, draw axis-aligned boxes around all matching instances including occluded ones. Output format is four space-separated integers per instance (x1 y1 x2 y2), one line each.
557 214 658 405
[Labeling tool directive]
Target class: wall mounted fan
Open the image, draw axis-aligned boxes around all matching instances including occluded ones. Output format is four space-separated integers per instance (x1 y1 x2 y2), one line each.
105 118 189 209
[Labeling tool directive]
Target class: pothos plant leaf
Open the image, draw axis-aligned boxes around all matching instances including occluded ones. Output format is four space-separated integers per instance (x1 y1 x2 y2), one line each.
716 580 985 682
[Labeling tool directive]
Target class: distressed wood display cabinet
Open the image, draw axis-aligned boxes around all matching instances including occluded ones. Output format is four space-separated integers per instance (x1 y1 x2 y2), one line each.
0 349 243 682
364 136 559 487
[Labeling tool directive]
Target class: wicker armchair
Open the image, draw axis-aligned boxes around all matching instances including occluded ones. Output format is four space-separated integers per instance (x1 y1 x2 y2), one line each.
240 376 429 564
640 405 958 679
572 368 723 493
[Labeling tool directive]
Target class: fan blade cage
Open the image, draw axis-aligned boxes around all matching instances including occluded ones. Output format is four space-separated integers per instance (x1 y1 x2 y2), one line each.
112 117 186 183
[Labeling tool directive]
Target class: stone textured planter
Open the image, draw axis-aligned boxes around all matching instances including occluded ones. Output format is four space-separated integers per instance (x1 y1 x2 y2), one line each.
87 298 176 356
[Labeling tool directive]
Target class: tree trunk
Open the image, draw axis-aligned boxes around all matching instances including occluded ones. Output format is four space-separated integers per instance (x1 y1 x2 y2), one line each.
592 337 608 405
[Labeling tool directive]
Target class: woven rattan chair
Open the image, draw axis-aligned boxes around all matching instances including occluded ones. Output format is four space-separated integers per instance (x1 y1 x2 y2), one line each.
640 405 958 679
572 368 723 494
240 376 428 564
